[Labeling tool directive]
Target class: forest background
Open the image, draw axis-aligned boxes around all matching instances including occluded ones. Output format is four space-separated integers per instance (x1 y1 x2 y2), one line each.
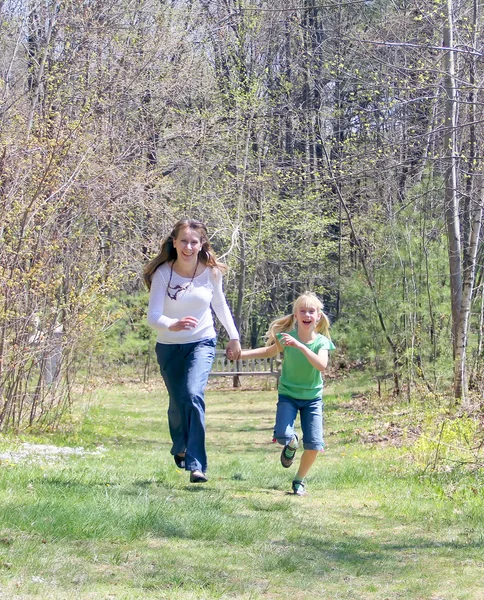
1 0 484 433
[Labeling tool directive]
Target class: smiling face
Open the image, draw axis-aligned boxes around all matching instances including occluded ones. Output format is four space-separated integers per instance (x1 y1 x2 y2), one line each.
294 302 321 331
172 226 202 266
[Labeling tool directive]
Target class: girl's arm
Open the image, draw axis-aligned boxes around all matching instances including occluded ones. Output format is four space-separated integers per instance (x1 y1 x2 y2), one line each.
279 333 329 371
239 344 278 360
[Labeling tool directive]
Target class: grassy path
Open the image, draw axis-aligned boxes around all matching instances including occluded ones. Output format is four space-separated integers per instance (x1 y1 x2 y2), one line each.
0 379 483 599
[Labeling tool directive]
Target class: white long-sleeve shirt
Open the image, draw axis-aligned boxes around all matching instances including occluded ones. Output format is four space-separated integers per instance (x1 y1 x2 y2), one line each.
147 263 239 344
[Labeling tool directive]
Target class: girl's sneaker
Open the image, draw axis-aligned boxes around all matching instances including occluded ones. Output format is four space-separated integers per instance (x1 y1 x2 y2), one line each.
280 434 299 468
292 479 306 496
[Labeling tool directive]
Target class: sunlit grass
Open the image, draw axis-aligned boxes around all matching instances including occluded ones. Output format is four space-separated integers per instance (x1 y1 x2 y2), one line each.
0 378 482 599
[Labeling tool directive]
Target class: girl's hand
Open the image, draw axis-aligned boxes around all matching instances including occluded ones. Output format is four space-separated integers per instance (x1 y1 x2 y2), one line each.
226 339 241 361
279 333 302 349
168 316 199 332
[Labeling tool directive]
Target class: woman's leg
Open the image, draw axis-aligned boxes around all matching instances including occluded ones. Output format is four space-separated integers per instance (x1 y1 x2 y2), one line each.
156 339 215 474
183 338 216 474
155 343 187 457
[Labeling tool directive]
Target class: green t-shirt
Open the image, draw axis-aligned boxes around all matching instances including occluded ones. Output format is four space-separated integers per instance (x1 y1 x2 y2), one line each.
276 330 335 400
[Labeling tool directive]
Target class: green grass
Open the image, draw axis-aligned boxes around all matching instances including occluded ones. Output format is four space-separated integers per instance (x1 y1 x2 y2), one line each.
0 378 483 599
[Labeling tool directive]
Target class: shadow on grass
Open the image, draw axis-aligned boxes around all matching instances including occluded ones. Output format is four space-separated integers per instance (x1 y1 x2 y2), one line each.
2 483 483 600
208 405 276 416
208 402 341 416
4 472 481 551
296 532 484 554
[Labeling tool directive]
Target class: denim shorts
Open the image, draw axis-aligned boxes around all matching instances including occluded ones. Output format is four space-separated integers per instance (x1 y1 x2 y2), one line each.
274 394 323 451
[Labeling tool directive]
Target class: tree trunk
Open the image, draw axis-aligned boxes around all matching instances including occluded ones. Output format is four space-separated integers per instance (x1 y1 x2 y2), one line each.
442 0 464 399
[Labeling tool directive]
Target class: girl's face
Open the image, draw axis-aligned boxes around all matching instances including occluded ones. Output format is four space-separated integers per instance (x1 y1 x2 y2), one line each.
173 227 202 264
294 303 320 330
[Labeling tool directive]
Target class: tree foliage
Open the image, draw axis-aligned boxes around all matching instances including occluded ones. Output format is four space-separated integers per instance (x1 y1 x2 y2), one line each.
1 0 483 429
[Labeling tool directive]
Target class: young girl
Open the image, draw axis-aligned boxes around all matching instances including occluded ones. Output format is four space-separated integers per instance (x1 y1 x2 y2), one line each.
232 292 334 496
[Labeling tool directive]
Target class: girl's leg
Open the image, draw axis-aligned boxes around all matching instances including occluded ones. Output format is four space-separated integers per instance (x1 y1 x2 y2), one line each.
299 397 324 456
274 395 298 446
295 449 319 480
274 395 300 468
294 398 323 493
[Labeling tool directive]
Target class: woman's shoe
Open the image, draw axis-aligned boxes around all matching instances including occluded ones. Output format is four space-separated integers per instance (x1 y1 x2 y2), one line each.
174 453 185 469
190 470 208 483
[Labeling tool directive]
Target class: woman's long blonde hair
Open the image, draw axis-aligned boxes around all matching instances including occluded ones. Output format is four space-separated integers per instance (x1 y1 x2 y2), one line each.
266 292 331 346
143 219 227 290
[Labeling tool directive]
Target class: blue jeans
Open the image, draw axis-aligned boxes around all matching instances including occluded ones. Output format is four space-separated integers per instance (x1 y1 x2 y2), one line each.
274 394 324 451
155 337 216 473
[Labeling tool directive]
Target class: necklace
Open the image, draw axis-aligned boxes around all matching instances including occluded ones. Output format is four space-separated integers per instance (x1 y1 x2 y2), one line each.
167 259 198 300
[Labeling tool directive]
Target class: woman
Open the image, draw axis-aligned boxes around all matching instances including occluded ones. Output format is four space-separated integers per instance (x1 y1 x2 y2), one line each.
144 219 241 483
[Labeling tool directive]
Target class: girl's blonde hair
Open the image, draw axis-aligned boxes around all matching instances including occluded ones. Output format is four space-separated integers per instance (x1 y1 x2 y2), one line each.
143 219 226 290
266 292 331 346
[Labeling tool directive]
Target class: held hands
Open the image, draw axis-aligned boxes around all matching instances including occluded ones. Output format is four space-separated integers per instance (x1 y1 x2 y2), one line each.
226 339 241 361
169 316 199 332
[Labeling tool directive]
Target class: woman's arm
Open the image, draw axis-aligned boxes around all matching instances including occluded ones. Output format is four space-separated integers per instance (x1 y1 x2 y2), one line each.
210 269 241 358
147 268 178 331
147 268 199 332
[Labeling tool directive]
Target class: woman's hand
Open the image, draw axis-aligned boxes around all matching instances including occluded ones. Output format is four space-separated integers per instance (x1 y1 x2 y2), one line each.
168 316 199 332
226 339 241 361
